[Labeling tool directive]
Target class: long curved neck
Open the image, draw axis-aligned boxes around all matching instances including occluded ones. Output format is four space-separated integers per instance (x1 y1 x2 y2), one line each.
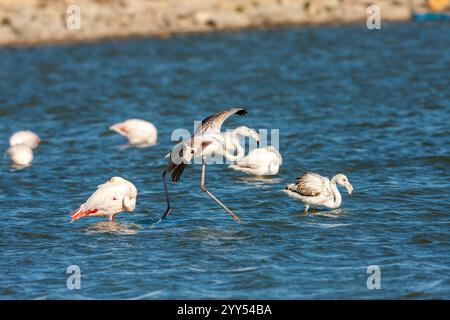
224 129 244 161
329 176 342 208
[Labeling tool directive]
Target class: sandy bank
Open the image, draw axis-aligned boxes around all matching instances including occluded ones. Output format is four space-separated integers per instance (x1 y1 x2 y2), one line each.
0 0 433 46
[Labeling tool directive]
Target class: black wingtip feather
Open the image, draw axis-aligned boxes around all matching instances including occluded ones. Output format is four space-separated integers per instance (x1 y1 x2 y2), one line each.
171 163 187 183
236 109 247 116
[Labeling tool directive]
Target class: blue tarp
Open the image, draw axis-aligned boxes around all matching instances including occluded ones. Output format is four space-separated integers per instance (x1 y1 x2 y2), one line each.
413 12 450 21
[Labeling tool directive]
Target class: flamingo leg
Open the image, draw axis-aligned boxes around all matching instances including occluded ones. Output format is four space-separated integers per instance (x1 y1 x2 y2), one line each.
160 169 172 221
201 157 242 223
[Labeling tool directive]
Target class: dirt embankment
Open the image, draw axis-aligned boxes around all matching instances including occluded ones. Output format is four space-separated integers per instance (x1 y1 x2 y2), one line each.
0 0 428 46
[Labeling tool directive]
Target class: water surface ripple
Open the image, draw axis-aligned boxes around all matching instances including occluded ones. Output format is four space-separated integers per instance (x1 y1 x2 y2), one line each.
0 22 449 299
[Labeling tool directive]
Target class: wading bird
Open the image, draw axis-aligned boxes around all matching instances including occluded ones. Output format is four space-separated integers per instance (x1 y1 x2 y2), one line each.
284 172 353 213
161 108 259 223
229 146 282 176
6 143 33 168
215 125 260 159
70 176 137 222
9 130 40 149
110 119 157 147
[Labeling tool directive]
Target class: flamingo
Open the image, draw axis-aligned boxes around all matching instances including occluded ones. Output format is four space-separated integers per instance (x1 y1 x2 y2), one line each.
229 146 282 176
6 143 33 168
110 119 157 147
70 177 137 222
9 130 40 149
161 108 259 223
284 172 353 213
214 125 260 158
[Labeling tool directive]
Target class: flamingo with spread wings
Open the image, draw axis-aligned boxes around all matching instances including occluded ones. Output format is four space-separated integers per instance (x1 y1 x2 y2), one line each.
161 107 259 223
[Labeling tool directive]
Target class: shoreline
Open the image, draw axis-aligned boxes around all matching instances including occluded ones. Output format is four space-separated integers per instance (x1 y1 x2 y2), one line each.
0 19 413 49
0 0 436 48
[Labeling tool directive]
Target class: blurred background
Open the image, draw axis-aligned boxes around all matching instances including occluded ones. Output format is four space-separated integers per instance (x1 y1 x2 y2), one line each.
0 0 449 46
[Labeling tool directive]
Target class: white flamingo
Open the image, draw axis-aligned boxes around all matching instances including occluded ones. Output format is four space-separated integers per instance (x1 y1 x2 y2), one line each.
70 177 137 222
161 108 259 223
110 119 157 147
284 172 353 213
214 125 260 158
6 143 33 168
229 146 282 176
9 130 40 149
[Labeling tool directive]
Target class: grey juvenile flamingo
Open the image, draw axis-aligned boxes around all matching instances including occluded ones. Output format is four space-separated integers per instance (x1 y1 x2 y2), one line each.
161 107 259 223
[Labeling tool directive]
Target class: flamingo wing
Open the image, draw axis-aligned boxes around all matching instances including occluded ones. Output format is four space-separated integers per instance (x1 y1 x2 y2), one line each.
236 147 280 167
165 133 217 182
194 108 247 135
287 172 331 197
267 146 283 165
166 141 191 182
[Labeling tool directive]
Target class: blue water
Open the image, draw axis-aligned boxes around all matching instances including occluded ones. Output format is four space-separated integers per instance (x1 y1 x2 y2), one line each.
0 22 449 299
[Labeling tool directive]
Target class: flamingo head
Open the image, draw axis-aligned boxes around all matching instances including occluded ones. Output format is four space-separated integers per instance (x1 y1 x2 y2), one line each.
234 126 260 142
335 174 353 197
109 123 128 136
34 135 41 145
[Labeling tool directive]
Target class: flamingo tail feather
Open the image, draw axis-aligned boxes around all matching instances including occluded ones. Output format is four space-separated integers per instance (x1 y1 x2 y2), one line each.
70 207 98 222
